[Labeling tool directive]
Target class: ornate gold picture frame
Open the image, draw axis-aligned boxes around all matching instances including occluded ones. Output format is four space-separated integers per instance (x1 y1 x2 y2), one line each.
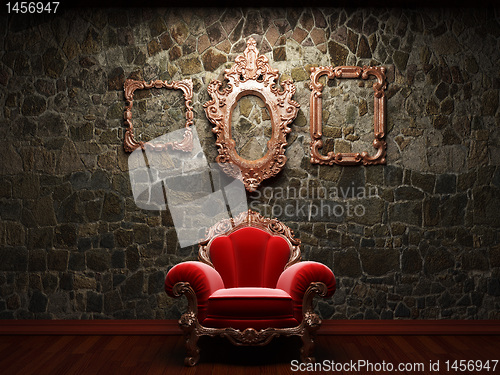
309 65 387 165
123 79 194 152
204 38 300 192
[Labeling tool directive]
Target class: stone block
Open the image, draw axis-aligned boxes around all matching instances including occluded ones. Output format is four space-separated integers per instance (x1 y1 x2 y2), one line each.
143 241 164 258
202 48 227 72
111 250 125 268
121 271 144 299
149 17 167 38
393 50 409 71
359 248 399 276
179 56 202 75
86 291 103 313
56 140 85 175
337 167 365 192
384 165 403 187
148 270 165 294
401 248 422 274
328 40 348 66
360 237 375 247
55 224 77 248
100 233 115 249
352 197 384 226
487 278 500 296
28 290 48 313
490 244 500 268
133 224 150 244
3 222 25 246
423 197 440 226
389 201 422 226
0 247 28 271
440 193 467 227
42 273 58 294
28 250 46 272
0 145 23 176
27 227 53 249
59 273 73 291
57 193 85 223
12 174 40 200
101 192 124 222
435 173 456 194
33 195 57 227
460 249 489 271
126 245 140 271
410 172 434 194
114 228 133 248
43 47 66 78
481 90 499 116
457 170 475 191
333 249 362 277
47 292 70 314
242 11 263 36
48 250 69 271
424 247 454 275
273 46 286 62
104 290 123 313
394 186 424 201
472 186 500 227
86 249 111 272
69 252 85 271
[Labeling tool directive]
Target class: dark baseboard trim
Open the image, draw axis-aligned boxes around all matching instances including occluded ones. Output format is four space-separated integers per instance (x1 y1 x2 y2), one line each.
0 319 499 335
319 320 500 335
0 319 182 335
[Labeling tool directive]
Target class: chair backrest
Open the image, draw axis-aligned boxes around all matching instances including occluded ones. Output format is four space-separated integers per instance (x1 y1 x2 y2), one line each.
198 210 301 288
209 227 290 288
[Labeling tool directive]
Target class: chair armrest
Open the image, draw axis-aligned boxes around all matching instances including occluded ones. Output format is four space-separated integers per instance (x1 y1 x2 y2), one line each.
276 261 336 321
165 261 224 321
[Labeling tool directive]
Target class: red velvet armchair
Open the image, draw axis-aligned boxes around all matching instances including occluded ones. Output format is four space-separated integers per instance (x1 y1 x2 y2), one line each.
165 210 336 366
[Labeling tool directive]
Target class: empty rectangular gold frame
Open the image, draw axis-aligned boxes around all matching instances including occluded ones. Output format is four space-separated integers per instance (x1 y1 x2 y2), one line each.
123 79 194 153
309 66 387 165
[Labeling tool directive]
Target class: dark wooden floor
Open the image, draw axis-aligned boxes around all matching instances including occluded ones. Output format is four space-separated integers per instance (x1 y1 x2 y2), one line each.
0 334 498 374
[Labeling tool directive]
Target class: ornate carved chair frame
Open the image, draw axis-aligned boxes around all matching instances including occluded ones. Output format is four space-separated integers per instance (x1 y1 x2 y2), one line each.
169 210 333 366
123 79 194 153
309 65 387 165
204 38 300 192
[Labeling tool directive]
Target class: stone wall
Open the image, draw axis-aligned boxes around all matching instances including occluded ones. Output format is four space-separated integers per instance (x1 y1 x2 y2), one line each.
0 7 499 320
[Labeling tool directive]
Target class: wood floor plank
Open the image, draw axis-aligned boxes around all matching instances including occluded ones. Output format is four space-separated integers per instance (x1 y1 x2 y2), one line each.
146 335 186 375
103 335 128 351
1 336 55 374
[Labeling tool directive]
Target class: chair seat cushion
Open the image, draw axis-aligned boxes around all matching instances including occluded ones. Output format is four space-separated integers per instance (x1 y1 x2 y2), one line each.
203 287 298 330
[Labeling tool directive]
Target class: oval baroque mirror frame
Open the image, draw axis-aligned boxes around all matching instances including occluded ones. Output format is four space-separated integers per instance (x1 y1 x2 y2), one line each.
204 37 300 192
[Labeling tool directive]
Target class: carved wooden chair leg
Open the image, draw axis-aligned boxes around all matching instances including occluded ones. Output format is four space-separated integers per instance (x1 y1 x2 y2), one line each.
183 326 200 366
173 282 201 366
299 282 327 364
300 328 317 363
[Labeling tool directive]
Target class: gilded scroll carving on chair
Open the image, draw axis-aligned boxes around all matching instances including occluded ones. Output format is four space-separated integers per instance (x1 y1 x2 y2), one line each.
309 66 387 166
123 79 194 153
203 37 300 192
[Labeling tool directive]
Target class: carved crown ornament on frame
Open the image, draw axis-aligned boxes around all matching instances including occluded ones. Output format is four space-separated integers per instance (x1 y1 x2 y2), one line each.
123 79 194 153
309 65 388 166
203 37 300 192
